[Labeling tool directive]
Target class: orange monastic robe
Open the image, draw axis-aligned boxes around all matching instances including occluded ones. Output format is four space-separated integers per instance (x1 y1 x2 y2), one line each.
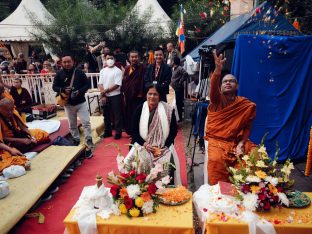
205 71 256 185
0 126 28 172
0 110 49 153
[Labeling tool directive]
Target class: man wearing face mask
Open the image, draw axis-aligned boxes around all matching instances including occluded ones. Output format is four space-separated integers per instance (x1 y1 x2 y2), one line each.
144 47 172 102
98 53 123 139
121 50 146 136
53 53 94 158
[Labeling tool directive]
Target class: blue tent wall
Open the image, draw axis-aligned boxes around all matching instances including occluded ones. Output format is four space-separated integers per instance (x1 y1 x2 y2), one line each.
232 35 312 161
188 1 301 61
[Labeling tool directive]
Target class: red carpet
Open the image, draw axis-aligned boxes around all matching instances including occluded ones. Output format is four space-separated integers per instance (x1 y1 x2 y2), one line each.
16 128 188 234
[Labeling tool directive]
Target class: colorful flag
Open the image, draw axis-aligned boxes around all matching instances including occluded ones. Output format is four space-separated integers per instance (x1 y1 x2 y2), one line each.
176 4 185 55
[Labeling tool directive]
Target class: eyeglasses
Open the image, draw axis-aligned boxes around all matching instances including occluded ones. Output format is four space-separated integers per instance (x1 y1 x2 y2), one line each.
222 79 237 84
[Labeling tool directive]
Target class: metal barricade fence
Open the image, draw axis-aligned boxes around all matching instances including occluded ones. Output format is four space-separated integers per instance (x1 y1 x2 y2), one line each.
1 73 100 104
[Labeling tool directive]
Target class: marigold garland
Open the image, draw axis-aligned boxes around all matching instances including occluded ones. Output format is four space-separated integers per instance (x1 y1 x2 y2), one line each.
304 127 312 176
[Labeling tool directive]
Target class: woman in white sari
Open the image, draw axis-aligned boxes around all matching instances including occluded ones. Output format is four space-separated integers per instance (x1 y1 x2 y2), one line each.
127 84 178 177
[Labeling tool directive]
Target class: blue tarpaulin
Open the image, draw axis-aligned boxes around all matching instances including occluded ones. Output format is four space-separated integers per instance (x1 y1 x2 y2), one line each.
187 1 301 61
232 34 312 161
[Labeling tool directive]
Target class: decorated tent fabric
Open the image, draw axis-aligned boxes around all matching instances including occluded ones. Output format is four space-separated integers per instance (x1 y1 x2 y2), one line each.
232 34 312 161
187 1 301 60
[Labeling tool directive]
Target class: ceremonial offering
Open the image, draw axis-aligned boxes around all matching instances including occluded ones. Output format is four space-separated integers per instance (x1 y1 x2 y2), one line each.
32 104 57 119
286 190 311 208
158 186 192 206
107 145 172 217
229 137 294 212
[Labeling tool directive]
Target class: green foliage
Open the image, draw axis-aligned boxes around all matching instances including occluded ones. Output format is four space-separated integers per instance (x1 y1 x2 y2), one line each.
105 8 167 53
29 0 168 61
29 0 131 61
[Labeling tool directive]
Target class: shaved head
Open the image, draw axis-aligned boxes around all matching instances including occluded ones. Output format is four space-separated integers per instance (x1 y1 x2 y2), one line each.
0 98 14 117
221 74 238 95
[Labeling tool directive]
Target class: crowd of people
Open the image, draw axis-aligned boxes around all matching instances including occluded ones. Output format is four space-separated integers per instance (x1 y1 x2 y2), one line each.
0 38 258 189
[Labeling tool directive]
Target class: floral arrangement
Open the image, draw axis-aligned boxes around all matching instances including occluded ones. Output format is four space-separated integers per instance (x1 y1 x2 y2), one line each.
107 145 172 217
229 139 294 212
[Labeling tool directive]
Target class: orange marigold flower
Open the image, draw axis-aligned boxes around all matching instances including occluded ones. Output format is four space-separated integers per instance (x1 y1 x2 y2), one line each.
141 192 151 202
268 184 278 195
255 170 267 179
120 187 128 198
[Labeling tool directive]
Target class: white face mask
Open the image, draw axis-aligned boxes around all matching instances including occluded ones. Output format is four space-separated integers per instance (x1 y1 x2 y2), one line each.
106 59 115 67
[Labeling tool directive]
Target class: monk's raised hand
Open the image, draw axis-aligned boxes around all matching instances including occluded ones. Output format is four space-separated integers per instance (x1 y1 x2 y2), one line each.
213 49 226 71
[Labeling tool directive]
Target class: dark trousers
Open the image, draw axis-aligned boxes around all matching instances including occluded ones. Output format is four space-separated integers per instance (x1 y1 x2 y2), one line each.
102 94 122 134
174 87 184 120
123 97 145 135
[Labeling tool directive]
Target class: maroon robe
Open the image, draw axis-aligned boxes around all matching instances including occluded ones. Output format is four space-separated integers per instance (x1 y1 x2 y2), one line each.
10 86 33 114
121 63 146 135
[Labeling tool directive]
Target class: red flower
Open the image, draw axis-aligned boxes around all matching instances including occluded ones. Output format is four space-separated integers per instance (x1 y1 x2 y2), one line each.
196 28 201 33
263 201 271 210
259 194 266 201
124 196 133 209
203 208 208 212
148 183 157 195
277 187 283 193
273 195 279 202
129 170 136 177
120 173 130 179
110 185 120 198
241 185 250 194
136 173 147 183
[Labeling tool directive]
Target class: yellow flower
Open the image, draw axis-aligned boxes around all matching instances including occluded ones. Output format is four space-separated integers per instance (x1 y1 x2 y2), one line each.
256 160 268 168
255 170 267 179
119 204 128 214
129 207 140 217
268 184 278 195
250 185 261 194
135 197 144 208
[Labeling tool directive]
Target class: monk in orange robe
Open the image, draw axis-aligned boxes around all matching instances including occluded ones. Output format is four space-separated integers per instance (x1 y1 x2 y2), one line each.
205 50 256 185
0 117 28 172
0 140 28 173
0 98 49 153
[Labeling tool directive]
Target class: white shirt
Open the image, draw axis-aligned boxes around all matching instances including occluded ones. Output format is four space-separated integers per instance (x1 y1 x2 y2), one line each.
98 66 122 97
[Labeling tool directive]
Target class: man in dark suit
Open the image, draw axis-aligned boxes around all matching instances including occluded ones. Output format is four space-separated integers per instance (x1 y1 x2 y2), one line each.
144 47 172 102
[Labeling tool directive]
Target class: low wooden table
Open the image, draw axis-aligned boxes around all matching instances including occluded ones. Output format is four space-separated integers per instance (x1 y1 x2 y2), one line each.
64 199 194 234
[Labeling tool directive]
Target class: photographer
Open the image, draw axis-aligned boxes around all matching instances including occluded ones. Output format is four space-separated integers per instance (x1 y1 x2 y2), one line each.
52 53 94 158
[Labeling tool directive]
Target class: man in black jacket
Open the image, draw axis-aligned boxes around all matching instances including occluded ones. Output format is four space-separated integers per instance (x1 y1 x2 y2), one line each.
144 47 172 102
52 54 93 158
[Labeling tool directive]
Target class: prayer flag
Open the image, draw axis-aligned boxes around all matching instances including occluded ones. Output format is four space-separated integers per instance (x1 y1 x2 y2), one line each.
176 4 185 55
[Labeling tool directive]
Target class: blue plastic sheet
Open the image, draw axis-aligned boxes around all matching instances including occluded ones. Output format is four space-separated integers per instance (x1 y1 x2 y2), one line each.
232 35 312 161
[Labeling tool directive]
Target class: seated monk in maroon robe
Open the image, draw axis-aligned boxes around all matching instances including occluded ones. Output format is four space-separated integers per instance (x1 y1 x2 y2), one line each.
205 50 256 185
121 51 146 135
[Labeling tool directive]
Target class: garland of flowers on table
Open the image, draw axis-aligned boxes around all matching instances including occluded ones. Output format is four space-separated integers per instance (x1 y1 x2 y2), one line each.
304 127 312 176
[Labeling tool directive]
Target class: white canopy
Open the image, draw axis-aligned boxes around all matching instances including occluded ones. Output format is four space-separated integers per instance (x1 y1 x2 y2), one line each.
0 0 54 42
131 0 172 34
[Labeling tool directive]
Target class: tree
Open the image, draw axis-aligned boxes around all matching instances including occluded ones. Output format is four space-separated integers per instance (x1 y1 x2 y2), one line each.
29 0 130 61
105 8 166 53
